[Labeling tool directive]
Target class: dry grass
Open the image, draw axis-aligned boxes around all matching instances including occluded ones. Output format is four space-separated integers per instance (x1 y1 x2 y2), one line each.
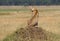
0 6 60 41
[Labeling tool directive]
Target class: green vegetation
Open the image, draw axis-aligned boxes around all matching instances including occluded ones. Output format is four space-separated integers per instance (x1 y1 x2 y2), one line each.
0 8 60 12
0 0 60 5
0 8 60 15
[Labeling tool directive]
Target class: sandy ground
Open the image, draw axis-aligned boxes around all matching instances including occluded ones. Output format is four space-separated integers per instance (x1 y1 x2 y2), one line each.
0 6 60 40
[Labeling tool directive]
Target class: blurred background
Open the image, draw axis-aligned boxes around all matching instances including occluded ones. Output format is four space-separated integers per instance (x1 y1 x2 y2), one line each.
0 0 60 5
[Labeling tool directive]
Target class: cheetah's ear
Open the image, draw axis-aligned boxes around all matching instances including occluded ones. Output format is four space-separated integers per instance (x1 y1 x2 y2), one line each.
32 8 35 11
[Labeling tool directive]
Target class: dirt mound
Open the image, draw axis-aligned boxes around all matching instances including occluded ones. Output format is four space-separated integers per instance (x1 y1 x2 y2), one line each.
14 26 48 41
4 26 56 41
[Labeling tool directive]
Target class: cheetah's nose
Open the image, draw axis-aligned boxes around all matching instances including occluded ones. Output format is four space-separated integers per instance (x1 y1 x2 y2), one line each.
32 10 33 12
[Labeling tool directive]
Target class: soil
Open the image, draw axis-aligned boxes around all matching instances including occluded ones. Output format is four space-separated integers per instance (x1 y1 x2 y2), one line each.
15 26 48 41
